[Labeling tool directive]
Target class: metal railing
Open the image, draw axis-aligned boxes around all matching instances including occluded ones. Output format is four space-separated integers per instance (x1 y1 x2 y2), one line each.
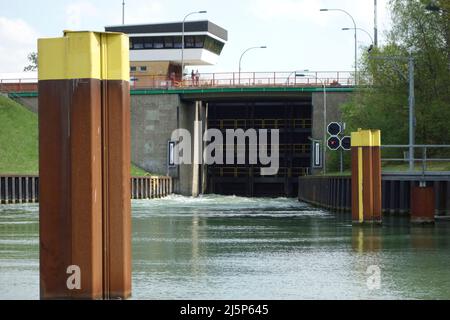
213 144 311 154
381 145 450 174
212 166 309 178
0 71 355 93
0 78 38 93
208 118 312 129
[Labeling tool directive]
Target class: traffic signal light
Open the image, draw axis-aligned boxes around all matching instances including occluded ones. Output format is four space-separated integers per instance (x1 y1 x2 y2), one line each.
327 122 342 136
327 136 341 151
341 136 351 151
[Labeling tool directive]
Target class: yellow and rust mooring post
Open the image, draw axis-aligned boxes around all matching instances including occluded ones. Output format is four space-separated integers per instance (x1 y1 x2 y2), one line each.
38 31 131 300
351 129 382 224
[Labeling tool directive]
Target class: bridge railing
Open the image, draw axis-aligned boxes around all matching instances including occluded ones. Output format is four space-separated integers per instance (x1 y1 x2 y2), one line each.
0 78 38 93
0 71 355 93
132 71 355 89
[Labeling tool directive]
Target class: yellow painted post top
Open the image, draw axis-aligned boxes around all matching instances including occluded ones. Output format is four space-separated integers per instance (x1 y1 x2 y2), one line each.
351 129 381 147
38 31 130 81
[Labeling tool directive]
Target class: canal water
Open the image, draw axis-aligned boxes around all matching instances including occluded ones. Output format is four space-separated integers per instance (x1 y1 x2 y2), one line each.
1 195 450 300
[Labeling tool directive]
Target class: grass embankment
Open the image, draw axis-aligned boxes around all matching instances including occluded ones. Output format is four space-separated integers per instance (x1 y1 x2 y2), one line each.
0 95 150 176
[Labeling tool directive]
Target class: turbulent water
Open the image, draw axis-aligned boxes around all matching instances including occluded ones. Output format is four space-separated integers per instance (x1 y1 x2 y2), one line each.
1 195 450 300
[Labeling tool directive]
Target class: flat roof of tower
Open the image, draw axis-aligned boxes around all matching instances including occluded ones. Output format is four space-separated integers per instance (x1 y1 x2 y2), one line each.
105 20 228 42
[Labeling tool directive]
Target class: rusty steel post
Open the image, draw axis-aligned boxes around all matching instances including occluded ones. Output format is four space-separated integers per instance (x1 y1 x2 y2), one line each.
411 185 435 224
372 146 382 221
351 129 382 224
38 31 131 300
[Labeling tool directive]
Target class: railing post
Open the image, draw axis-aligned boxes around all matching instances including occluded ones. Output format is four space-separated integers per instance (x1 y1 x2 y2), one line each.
422 147 427 174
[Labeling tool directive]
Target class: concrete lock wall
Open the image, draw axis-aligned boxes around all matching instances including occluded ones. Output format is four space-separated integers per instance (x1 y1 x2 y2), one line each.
131 94 197 196
311 91 352 142
133 92 352 196
131 94 179 175
8 91 352 196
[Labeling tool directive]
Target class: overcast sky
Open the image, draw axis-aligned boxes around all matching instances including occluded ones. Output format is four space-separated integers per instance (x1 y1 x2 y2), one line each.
0 0 392 75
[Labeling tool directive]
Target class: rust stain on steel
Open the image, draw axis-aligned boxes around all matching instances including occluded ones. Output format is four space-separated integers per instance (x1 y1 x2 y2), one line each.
351 148 359 223
103 80 132 299
39 79 104 299
362 147 374 222
372 147 382 221
411 186 435 223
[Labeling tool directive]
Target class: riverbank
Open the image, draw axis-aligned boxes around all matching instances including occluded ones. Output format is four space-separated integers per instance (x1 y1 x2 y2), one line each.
0 95 149 176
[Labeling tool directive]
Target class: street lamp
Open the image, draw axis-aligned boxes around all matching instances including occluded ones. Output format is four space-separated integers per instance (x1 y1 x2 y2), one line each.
342 27 374 53
342 27 374 45
285 70 309 85
298 73 328 174
181 10 207 79
321 8 358 85
239 46 267 85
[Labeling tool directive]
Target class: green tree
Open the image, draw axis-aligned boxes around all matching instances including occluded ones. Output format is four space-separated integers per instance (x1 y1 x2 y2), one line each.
23 52 38 72
342 0 450 149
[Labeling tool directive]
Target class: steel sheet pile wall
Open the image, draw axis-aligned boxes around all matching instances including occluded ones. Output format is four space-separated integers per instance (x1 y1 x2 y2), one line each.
131 176 173 199
0 176 172 204
299 175 450 216
0 176 39 204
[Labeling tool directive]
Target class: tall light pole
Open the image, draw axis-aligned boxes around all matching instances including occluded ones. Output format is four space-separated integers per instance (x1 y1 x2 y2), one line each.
239 46 267 85
298 73 327 174
321 8 358 85
122 0 125 25
181 10 207 79
370 53 416 171
374 0 378 47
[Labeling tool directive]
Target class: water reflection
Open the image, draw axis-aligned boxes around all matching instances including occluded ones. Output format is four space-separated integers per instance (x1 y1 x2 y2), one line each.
352 226 383 253
1 196 450 300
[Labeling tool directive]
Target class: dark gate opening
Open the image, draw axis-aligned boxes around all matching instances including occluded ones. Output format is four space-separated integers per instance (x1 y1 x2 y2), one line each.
206 98 312 197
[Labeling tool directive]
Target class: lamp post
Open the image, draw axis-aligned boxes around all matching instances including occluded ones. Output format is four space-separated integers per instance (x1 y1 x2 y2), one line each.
285 70 309 85
181 11 207 79
239 46 267 85
321 8 358 85
342 27 374 45
122 0 125 25
369 53 416 171
298 73 327 174
374 0 378 47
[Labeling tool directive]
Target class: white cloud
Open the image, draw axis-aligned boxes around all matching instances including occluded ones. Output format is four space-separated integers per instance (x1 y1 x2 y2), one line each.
125 1 167 24
248 0 328 24
0 17 39 73
247 0 391 42
65 1 98 29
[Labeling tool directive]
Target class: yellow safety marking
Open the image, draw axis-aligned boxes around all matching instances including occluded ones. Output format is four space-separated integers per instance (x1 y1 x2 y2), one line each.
38 31 129 81
358 147 364 223
351 129 381 147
